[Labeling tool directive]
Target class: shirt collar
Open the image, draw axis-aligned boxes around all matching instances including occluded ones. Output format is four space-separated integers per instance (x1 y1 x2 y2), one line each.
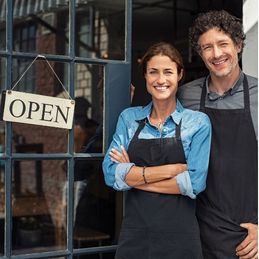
205 71 244 101
135 99 184 125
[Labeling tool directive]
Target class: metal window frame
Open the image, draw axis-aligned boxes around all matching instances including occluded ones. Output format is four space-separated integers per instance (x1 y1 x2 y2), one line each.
0 0 132 258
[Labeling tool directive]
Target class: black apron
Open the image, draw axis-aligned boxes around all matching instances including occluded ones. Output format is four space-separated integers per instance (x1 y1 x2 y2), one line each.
197 75 258 258
115 120 203 259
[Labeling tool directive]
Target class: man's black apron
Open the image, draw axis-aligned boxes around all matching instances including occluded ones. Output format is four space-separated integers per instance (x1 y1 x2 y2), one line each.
197 75 258 258
115 120 203 259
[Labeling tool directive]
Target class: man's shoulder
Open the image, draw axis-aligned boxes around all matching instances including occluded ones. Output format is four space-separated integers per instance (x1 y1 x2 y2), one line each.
177 77 206 110
245 74 258 89
181 77 206 89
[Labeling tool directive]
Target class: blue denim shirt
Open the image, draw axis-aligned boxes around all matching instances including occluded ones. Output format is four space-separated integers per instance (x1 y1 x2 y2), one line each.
102 100 211 199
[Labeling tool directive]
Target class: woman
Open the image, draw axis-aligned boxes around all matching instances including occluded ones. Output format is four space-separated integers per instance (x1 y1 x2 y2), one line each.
102 42 212 259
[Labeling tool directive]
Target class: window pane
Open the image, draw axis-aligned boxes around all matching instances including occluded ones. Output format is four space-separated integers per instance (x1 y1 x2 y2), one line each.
13 125 68 154
0 0 5 50
73 158 122 252
75 0 125 60
0 58 5 95
11 58 69 153
12 160 67 255
0 166 4 256
75 64 104 153
13 0 69 56
0 123 5 155
12 58 69 94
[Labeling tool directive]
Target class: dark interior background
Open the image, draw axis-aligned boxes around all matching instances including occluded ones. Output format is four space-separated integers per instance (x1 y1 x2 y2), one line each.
131 0 242 106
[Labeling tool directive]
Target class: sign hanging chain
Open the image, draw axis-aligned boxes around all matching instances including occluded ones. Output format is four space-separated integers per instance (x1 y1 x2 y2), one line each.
11 55 72 100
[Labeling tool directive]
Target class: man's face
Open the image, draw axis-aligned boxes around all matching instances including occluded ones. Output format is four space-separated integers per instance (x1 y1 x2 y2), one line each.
198 27 241 78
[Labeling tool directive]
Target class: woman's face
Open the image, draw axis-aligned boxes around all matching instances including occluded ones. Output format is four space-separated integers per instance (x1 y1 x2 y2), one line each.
145 54 182 102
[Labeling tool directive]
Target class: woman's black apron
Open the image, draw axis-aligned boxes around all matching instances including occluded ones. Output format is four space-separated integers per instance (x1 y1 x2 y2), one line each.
197 75 258 258
115 120 203 259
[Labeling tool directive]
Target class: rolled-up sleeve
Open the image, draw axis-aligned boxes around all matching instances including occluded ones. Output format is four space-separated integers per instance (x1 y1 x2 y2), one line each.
102 112 135 191
176 114 212 199
114 163 135 190
186 114 211 198
175 171 195 199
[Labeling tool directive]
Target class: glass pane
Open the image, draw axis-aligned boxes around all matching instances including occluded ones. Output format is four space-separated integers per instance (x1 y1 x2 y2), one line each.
0 0 6 50
0 58 5 94
13 0 69 55
75 64 104 153
12 58 68 94
11 58 69 153
12 160 67 255
75 0 125 60
73 158 122 251
0 166 4 256
0 121 5 154
13 124 67 154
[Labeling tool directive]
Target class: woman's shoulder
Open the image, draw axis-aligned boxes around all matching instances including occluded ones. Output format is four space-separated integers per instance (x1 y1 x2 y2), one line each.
120 104 150 118
182 108 211 126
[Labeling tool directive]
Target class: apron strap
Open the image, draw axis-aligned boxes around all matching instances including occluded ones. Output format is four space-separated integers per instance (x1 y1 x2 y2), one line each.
200 77 207 111
200 74 250 111
175 119 182 140
243 74 250 112
132 119 182 141
131 120 146 141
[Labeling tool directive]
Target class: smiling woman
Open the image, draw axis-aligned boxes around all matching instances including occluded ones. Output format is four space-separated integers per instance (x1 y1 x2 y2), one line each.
102 42 212 259
145 55 182 106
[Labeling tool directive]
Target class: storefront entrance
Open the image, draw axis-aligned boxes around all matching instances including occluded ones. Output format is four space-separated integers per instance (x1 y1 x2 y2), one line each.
0 0 244 258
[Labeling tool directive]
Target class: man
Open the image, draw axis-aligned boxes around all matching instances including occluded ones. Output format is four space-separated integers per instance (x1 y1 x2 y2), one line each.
177 10 258 259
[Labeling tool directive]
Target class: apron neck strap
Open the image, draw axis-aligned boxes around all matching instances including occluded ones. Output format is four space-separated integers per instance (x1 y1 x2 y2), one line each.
132 119 182 140
243 74 250 111
200 74 250 111
132 120 146 141
200 78 207 110
175 119 182 140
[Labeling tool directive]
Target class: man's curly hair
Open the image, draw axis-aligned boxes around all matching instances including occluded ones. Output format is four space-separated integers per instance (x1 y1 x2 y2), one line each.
189 10 245 57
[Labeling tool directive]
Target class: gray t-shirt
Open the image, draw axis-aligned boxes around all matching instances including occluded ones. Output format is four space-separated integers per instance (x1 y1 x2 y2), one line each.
177 72 258 138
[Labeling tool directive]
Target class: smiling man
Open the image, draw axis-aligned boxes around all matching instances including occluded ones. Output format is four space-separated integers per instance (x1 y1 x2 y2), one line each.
177 10 258 259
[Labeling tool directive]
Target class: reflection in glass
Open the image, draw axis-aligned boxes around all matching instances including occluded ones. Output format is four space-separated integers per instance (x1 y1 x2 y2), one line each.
0 0 6 50
0 166 4 256
12 59 68 94
0 58 6 94
13 0 69 56
12 160 67 255
0 121 5 154
72 157 121 255
75 0 125 59
11 0 126 59
11 59 69 153
13 124 67 154
75 64 104 153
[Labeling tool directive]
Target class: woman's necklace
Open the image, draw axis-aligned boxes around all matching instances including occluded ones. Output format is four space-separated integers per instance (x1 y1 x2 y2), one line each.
150 117 165 131
157 121 164 131
150 110 167 131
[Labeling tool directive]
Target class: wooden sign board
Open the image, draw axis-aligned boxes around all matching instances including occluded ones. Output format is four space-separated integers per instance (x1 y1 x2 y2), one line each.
1 90 75 129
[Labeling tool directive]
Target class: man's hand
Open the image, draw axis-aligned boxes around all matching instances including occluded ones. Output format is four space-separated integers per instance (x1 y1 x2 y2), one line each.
236 223 258 259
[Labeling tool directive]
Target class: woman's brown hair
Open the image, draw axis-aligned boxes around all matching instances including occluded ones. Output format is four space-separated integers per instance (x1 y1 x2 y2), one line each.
140 42 184 77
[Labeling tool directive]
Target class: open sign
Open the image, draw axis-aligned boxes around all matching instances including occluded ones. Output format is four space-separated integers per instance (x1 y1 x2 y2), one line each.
1 90 75 129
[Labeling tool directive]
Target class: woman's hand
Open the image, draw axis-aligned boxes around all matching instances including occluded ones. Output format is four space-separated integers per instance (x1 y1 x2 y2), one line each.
109 146 130 163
